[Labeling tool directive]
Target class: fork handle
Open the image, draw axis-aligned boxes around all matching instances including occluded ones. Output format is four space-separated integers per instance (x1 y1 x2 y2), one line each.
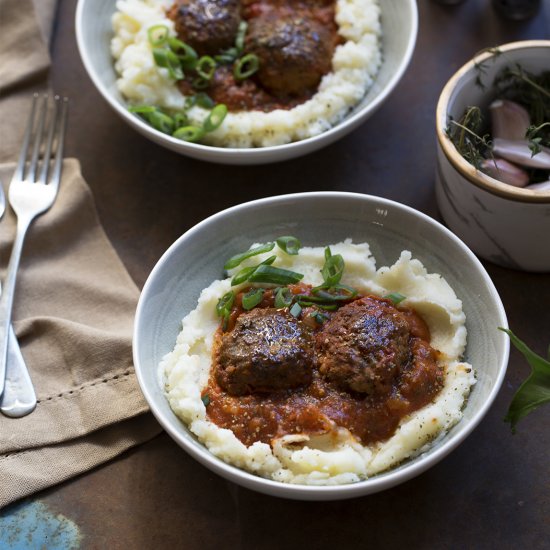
0 324 37 417
0 214 32 397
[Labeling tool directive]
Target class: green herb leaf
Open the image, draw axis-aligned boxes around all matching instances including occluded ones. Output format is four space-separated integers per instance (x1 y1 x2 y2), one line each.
499 327 550 433
248 265 304 285
201 394 210 407
274 287 293 308
242 288 264 310
276 236 301 255
224 242 275 270
385 292 407 305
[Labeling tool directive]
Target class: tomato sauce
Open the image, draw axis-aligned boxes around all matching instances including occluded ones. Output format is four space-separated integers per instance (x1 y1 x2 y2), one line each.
204 287 445 447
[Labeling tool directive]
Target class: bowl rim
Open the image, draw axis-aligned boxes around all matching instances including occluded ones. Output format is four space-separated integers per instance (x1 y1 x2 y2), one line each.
435 40 550 205
75 0 418 159
133 191 510 499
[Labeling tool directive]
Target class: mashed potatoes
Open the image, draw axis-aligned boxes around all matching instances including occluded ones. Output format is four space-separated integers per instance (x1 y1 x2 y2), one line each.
111 0 382 147
159 241 475 485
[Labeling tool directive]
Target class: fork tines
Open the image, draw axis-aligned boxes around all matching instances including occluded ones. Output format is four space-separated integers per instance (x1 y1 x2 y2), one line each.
14 94 68 187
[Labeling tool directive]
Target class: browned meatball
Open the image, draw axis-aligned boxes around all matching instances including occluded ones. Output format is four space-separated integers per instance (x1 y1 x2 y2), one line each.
315 297 411 395
245 11 335 97
168 0 241 56
216 308 314 395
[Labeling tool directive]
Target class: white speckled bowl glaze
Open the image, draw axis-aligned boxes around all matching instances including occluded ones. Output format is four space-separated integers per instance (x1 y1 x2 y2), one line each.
435 41 550 272
133 192 509 500
75 0 417 165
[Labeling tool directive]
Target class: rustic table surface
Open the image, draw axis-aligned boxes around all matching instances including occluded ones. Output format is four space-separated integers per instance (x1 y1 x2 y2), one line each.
6 0 550 548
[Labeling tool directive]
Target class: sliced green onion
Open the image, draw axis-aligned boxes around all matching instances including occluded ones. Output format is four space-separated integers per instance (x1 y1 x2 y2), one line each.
234 53 259 80
298 300 338 311
203 104 228 132
321 247 345 286
311 311 329 324
128 105 157 114
148 25 169 46
289 302 302 318
172 111 189 128
192 76 210 90
216 291 235 323
312 287 357 302
168 37 197 69
215 47 238 64
274 287 293 309
152 47 183 80
201 394 210 407
194 92 215 109
248 265 304 285
385 292 406 305
173 125 205 142
147 110 175 134
242 288 264 310
276 236 301 255
196 55 216 80
224 242 275 270
235 21 248 53
231 256 276 286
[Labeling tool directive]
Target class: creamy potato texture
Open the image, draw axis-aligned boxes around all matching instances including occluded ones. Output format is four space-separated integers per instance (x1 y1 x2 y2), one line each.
111 0 382 147
159 241 476 485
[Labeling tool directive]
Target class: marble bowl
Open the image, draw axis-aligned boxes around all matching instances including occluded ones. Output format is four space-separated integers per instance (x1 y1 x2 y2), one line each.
133 192 509 500
435 40 550 272
75 0 417 165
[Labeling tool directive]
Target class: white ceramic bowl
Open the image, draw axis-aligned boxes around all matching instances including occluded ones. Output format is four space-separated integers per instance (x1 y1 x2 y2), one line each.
435 40 550 272
75 0 417 165
133 192 509 500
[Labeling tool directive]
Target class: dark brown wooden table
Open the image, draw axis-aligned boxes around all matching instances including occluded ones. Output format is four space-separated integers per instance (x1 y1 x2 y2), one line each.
19 0 550 547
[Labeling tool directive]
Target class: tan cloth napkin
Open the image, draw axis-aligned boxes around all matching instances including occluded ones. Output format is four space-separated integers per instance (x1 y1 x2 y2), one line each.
0 0 162 508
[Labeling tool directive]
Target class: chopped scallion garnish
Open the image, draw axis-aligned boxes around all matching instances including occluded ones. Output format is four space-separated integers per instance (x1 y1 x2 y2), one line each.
224 242 275 270
276 236 301 255
242 288 264 310
216 291 235 323
173 125 205 142
152 48 184 80
311 311 329 324
274 287 293 309
201 394 210 407
168 37 198 69
194 92 215 109
148 25 169 46
196 55 216 80
231 256 276 286
289 302 302 318
248 265 304 285
235 21 248 53
203 104 228 132
385 292 406 305
234 53 259 80
320 247 345 287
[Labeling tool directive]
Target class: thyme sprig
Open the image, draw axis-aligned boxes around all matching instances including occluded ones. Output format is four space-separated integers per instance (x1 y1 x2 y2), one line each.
446 106 492 169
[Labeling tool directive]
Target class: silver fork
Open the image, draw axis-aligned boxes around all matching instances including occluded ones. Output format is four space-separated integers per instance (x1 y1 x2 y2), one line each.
0 182 37 418
0 94 68 400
